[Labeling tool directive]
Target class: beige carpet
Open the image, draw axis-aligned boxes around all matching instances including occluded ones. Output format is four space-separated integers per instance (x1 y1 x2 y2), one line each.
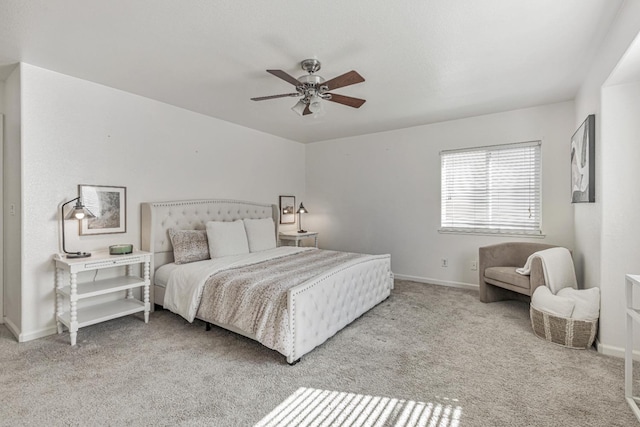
1 280 636 426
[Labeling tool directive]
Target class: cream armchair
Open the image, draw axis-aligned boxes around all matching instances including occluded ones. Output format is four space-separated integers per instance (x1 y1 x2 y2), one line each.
479 242 560 303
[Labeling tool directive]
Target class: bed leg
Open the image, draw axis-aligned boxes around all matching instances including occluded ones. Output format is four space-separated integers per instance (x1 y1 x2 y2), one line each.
287 358 301 366
205 322 212 331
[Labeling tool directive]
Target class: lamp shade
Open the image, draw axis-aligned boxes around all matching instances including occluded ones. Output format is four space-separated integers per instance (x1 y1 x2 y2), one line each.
296 203 308 214
64 200 96 220
308 95 322 113
291 99 307 116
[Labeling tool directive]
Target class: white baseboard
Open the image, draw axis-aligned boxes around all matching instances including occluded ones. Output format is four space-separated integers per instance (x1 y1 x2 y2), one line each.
19 326 58 342
393 274 478 291
594 338 640 360
2 317 57 342
3 316 20 340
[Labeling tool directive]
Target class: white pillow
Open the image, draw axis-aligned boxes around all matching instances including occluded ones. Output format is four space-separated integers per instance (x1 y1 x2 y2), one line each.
206 220 249 258
243 218 276 252
531 286 575 318
557 287 601 321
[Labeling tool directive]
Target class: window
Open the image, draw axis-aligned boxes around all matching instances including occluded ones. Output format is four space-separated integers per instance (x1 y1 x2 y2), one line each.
440 141 541 235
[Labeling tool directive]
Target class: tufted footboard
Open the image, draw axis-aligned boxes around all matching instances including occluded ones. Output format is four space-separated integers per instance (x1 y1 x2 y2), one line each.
286 254 393 364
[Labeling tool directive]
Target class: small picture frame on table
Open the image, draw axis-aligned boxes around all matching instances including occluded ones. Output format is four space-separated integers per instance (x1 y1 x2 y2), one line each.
79 184 127 235
279 195 296 224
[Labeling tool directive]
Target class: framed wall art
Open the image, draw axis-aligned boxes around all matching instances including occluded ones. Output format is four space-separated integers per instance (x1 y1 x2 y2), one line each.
279 195 296 224
571 114 595 203
79 184 127 235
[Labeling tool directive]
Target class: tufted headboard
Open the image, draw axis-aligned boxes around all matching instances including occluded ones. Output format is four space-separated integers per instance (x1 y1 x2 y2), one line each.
141 199 279 294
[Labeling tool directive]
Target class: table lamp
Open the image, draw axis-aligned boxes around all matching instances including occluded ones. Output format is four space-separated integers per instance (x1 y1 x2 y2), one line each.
297 202 308 233
61 197 95 258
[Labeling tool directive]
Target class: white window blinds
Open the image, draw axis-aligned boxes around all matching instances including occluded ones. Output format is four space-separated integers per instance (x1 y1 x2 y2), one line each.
440 141 542 235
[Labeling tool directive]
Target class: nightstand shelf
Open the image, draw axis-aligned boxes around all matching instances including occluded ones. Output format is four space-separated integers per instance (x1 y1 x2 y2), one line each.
57 276 145 299
57 299 145 329
54 250 152 345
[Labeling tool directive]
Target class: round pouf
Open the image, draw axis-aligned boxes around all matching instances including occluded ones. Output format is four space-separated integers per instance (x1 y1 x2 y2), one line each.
530 305 598 349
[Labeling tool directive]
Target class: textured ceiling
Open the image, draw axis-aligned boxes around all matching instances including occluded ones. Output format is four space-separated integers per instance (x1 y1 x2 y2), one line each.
0 0 623 143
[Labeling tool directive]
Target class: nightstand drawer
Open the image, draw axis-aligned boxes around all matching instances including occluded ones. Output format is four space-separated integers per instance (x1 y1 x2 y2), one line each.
83 255 147 269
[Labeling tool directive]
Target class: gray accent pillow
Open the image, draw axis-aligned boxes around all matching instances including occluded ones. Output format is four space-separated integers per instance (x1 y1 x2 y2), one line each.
168 229 210 264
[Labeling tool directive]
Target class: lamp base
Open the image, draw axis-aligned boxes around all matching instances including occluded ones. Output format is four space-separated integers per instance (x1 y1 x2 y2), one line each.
297 230 307 233
66 252 91 258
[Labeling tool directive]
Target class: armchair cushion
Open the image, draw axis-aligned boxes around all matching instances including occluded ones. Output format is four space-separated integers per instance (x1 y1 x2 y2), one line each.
485 267 531 290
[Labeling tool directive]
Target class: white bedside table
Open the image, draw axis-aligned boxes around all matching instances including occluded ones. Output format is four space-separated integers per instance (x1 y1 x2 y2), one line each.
54 250 152 345
279 231 319 248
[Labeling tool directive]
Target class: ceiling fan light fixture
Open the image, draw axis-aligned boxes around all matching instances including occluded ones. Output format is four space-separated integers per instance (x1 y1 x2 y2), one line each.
291 99 307 116
308 95 322 113
311 106 326 118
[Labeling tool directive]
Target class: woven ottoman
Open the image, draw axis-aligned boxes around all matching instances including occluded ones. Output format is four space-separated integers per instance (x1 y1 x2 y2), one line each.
530 305 598 349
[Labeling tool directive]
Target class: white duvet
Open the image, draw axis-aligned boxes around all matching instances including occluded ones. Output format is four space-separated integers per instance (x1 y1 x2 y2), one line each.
163 246 311 322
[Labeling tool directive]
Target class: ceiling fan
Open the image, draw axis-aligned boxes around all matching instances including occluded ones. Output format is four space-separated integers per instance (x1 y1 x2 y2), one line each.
250 59 366 116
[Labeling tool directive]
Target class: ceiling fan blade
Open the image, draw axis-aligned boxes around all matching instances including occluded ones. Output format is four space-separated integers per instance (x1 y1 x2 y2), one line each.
267 69 301 86
251 93 300 101
302 104 312 115
323 70 365 91
326 93 366 108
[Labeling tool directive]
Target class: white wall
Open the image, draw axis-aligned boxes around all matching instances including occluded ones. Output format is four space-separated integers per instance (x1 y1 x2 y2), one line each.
306 102 575 287
3 66 22 334
0 81 5 113
13 63 305 341
574 0 640 290
573 1 640 356
0 80 5 323
599 81 640 353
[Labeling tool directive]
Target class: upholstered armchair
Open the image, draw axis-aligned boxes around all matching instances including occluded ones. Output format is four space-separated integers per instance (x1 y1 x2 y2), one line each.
479 242 560 303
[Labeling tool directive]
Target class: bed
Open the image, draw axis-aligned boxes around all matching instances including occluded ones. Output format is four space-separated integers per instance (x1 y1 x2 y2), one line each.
141 199 393 364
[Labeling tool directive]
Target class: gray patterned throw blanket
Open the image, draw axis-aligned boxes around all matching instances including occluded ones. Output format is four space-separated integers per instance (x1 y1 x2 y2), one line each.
195 249 367 356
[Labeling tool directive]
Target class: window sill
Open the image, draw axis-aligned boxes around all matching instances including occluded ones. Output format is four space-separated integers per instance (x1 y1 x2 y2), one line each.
438 229 546 238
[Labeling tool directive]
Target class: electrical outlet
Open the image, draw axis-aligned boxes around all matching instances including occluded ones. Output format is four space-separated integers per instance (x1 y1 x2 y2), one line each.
471 260 478 271
441 258 448 268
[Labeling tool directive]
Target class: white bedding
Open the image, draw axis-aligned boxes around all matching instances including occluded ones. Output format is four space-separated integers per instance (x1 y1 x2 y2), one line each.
155 263 179 287
163 246 311 322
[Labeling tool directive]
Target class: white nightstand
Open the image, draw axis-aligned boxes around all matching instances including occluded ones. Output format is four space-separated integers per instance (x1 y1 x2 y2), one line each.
279 231 319 248
54 250 152 345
